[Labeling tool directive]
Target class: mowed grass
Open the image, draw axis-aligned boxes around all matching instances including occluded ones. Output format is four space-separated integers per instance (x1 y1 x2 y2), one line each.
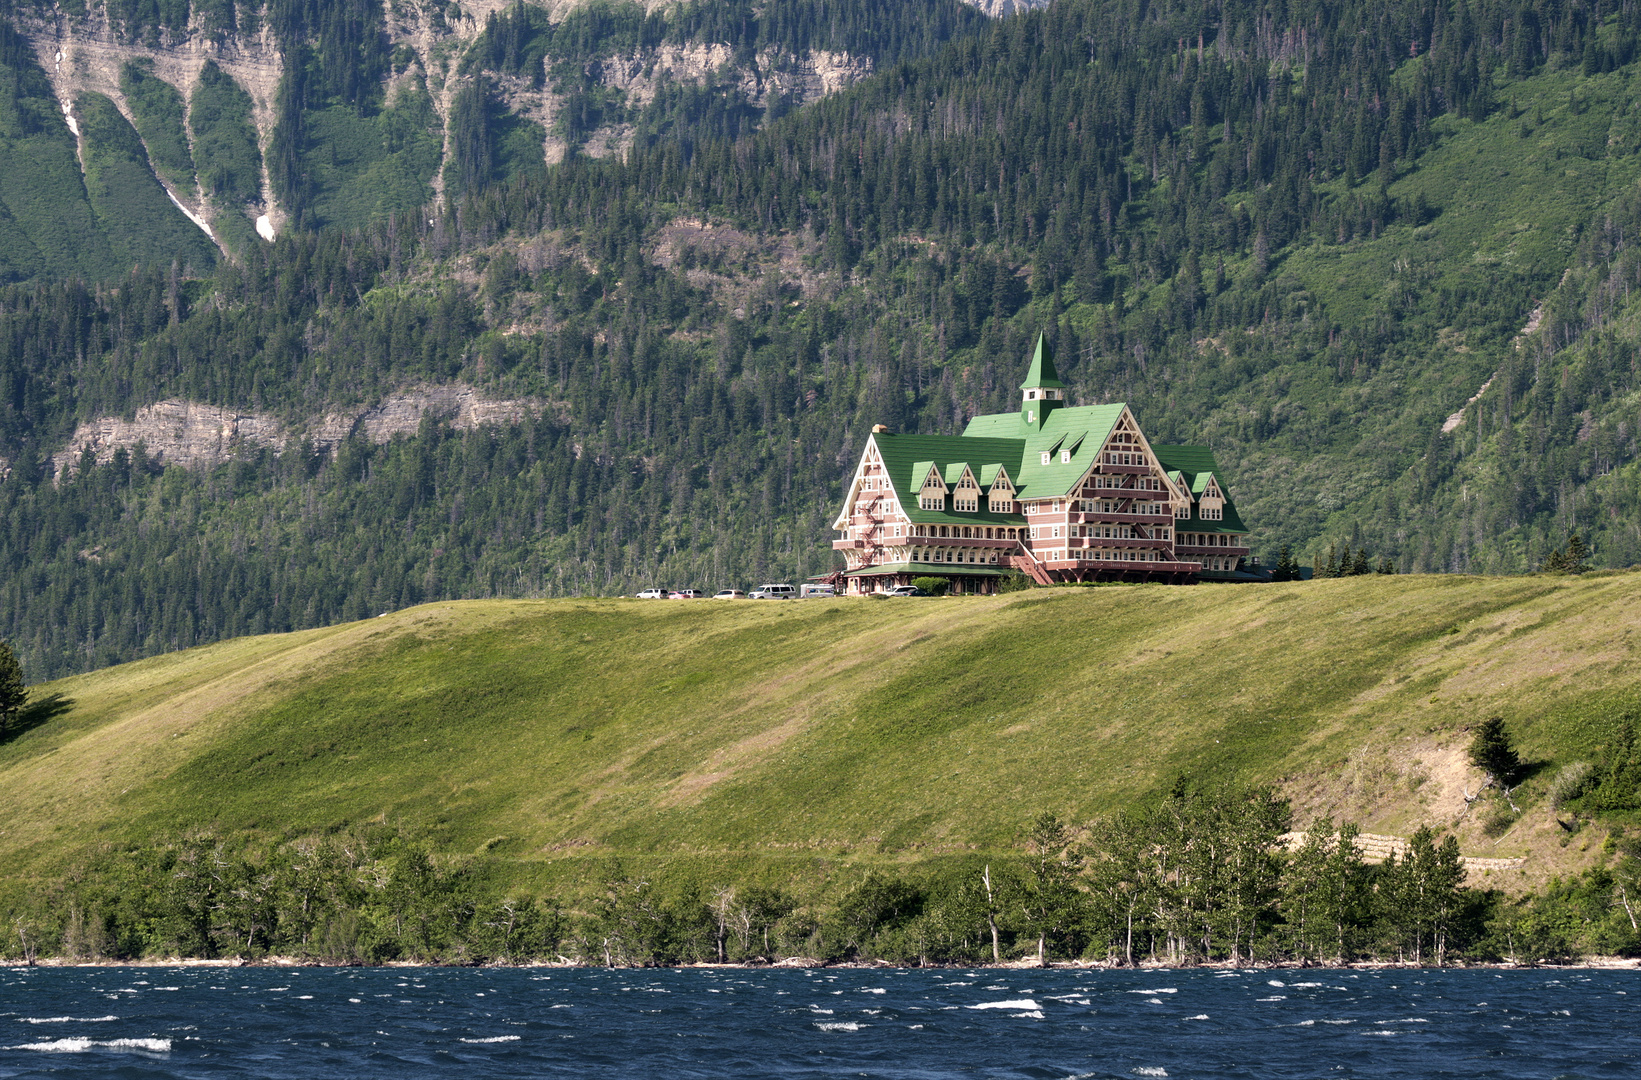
3 573 1640 889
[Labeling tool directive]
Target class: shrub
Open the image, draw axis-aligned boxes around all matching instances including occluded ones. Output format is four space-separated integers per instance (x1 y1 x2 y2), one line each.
1481 807 1517 838
1548 762 1594 810
911 576 950 596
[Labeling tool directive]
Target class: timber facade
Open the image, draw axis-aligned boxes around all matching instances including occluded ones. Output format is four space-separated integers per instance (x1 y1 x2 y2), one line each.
830 336 1251 594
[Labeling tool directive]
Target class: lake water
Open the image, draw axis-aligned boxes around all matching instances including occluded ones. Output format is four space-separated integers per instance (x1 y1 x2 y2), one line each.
1 965 1636 1078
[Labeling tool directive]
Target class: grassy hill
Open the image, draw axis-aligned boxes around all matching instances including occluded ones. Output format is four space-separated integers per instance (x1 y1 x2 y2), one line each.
4 573 1638 902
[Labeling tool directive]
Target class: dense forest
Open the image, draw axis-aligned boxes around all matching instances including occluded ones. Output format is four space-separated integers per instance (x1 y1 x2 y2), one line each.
8 780 1638 965
1 0 1641 677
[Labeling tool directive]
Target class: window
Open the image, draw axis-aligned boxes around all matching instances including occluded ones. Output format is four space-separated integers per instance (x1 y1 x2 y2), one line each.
954 496 978 512
893 525 902 537
1060 449 1071 463
1053 526 1063 538
920 495 941 511
1041 451 1051 466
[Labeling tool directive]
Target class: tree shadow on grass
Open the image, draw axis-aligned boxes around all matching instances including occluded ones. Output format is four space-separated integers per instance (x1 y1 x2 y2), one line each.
0 692 75 747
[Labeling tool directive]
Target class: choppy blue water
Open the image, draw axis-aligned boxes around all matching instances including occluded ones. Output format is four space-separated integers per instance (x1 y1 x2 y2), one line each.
1 965 1637 1079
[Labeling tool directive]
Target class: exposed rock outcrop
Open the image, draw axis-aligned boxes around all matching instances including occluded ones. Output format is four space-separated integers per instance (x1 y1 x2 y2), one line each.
16 6 285 246
51 385 543 480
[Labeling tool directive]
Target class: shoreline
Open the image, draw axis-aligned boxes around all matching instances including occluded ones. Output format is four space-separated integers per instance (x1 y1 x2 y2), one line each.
11 956 1640 971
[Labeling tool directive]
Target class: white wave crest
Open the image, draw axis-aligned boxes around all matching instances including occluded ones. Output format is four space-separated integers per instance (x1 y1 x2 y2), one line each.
21 1016 119 1024
1267 980 1286 987
862 988 886 994
1129 988 1178 994
1184 1014 1209 1020
1011 1010 1045 1019
814 1021 862 1032
967 999 1041 1011
1131 1069 1168 1077
459 1035 522 1044
9 1037 171 1053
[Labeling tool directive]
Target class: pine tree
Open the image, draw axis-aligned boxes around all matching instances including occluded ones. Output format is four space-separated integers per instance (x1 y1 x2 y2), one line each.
1467 716 1520 787
0 640 25 737
1272 544 1296 582
1350 547 1371 575
1376 557 1396 575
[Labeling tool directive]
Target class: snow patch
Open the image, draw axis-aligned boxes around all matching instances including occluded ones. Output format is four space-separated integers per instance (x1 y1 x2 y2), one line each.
256 214 276 241
167 191 215 238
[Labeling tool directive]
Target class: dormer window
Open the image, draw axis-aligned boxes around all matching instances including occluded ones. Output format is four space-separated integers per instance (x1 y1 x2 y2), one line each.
1060 449 1071 463
1040 451 1051 465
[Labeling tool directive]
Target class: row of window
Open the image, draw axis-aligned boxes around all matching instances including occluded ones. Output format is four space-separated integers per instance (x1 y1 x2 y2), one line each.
909 524 1022 540
911 548 1000 566
1037 549 1169 563
917 492 1015 513
1179 532 1239 547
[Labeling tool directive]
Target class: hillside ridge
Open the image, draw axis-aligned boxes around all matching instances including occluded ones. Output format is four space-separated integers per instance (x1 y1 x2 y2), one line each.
3 573 1637 898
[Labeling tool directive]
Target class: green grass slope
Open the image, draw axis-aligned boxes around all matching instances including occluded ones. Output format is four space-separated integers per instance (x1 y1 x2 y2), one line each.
3 573 1638 895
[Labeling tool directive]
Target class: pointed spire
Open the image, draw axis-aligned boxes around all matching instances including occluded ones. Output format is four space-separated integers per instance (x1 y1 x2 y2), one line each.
1019 332 1066 390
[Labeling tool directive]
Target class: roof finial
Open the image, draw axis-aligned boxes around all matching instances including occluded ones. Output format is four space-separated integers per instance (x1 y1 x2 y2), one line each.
1019 332 1066 390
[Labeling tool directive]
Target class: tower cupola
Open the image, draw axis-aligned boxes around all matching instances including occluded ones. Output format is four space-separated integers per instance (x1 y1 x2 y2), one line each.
1019 333 1066 430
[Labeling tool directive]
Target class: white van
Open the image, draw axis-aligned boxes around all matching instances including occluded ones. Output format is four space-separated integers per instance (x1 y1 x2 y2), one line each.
800 583 835 598
750 583 797 599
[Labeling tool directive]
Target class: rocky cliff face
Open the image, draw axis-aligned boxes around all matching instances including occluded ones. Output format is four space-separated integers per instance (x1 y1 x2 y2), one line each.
12 0 899 242
14 5 285 248
51 385 543 479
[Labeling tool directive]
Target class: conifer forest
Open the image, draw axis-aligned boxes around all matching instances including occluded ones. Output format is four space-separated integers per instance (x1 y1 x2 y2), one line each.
0 0 1638 687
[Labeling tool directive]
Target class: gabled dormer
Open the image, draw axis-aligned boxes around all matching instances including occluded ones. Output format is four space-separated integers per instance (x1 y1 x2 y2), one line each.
1197 473 1225 521
1020 333 1067 431
980 464 1014 513
914 460 947 511
945 462 980 512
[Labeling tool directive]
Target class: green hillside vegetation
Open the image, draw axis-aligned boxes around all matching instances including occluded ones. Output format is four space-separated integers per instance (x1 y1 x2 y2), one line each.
76 91 219 272
0 23 120 283
119 58 199 198
189 60 262 252
1 574 1638 962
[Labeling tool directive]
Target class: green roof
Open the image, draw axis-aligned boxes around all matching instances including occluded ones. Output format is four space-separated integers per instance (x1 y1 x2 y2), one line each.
1020 333 1066 390
844 562 1013 578
867 433 1031 525
961 402 1125 498
1153 445 1250 534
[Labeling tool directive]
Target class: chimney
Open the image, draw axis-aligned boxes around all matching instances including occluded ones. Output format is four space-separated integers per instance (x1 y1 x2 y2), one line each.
871 424 889 433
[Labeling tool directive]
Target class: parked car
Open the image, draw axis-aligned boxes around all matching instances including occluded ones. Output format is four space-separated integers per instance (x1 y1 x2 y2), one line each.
800 583 836 598
669 589 706 599
635 588 670 599
712 589 747 600
884 585 927 597
749 583 798 599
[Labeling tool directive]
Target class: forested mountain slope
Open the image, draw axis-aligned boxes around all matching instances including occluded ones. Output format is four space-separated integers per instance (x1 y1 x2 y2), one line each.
0 0 989 276
1 0 1641 680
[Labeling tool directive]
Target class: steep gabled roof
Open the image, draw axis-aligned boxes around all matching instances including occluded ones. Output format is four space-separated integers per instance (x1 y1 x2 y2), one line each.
942 461 973 486
1153 445 1249 534
870 433 1030 525
963 402 1125 498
